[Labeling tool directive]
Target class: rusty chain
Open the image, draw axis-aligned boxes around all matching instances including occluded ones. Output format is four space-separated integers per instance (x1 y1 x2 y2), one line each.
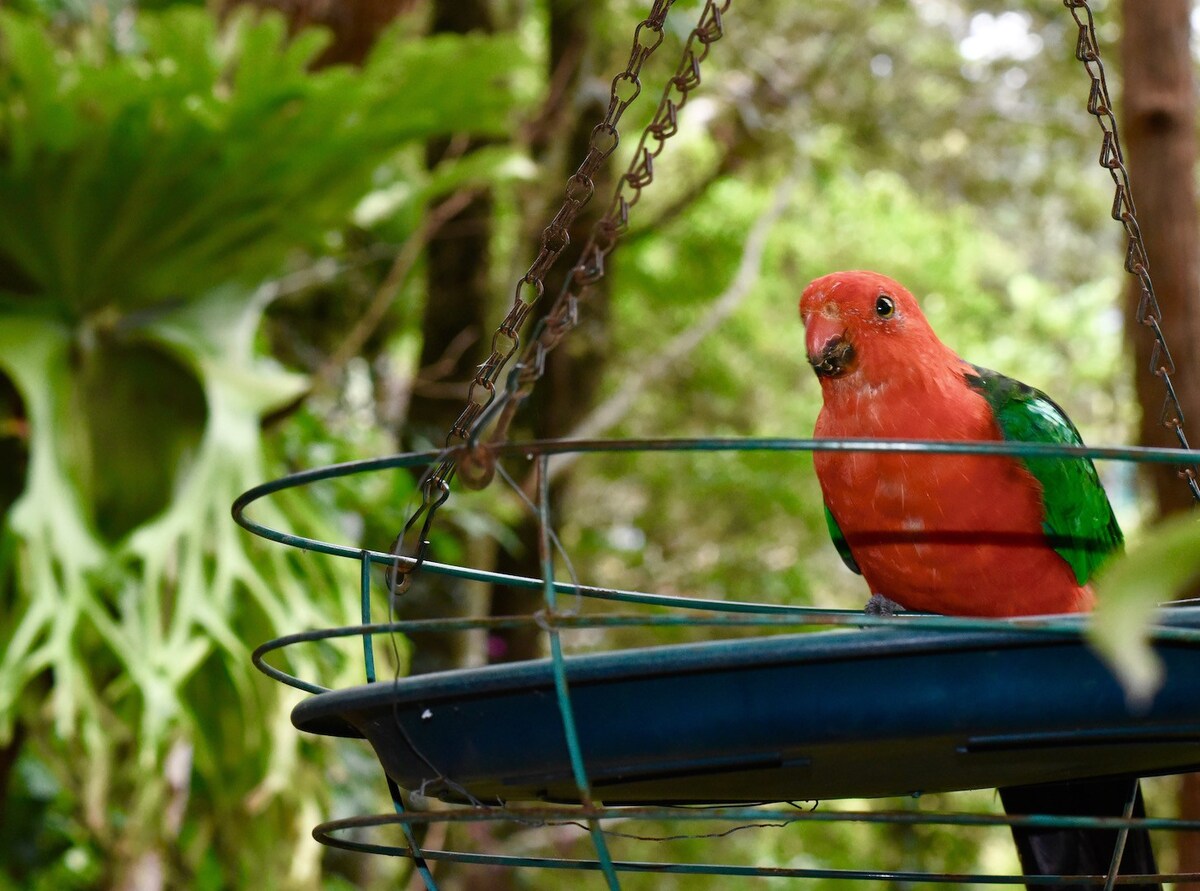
388 0 734 594
1064 0 1200 503
442 0 678 452
470 0 733 471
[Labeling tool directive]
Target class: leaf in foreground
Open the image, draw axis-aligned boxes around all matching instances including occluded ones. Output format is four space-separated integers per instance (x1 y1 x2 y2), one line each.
1090 511 1200 706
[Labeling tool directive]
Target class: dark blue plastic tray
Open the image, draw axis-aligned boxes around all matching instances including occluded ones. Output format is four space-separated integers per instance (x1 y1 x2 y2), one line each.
292 607 1200 804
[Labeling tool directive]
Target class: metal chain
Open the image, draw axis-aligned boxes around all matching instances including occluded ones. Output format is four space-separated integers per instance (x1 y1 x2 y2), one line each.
445 0 676 452
474 0 733 462
1064 0 1200 502
389 0 706 594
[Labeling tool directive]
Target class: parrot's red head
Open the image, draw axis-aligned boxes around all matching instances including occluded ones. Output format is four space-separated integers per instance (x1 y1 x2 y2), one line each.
799 270 949 387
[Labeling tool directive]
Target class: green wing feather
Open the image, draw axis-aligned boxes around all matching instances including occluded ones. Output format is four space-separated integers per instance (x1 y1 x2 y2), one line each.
964 364 1123 584
824 504 861 575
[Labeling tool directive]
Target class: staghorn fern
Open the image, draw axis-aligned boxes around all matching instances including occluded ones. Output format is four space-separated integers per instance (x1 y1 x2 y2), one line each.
0 7 529 888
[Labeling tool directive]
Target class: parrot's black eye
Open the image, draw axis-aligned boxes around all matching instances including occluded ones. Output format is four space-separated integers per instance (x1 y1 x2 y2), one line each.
875 294 896 319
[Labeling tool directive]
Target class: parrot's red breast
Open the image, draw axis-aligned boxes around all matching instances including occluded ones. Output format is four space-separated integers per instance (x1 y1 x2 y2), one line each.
800 270 1093 617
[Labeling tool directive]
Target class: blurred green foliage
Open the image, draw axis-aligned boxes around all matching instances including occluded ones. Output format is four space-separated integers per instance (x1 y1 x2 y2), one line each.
0 7 520 306
0 4 528 888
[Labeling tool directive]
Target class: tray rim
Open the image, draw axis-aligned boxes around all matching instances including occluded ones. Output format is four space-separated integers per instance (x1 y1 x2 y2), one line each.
293 605 1200 739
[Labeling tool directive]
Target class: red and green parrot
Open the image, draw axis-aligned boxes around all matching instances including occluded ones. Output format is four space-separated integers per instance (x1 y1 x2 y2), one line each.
800 270 1158 889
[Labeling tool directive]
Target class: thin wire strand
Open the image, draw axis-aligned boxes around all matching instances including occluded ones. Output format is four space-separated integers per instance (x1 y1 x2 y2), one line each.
1101 780 1139 891
495 459 584 617
535 454 621 890
384 570 486 809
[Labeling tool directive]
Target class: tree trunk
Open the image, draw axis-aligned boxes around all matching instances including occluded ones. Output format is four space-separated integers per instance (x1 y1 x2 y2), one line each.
393 0 498 677
1120 0 1200 505
219 0 418 67
488 0 613 665
1119 2 1200 886
407 0 497 444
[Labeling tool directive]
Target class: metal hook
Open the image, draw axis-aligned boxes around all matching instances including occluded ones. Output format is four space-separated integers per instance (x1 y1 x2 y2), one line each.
387 477 450 597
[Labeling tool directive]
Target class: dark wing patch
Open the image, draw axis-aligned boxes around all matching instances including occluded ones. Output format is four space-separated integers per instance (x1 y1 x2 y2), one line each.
824 504 862 575
964 364 1123 584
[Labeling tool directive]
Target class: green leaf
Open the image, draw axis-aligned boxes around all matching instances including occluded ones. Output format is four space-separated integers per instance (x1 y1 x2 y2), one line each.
1090 513 1200 706
0 8 530 312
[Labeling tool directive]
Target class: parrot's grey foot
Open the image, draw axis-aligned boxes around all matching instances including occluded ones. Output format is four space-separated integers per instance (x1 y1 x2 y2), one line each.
864 594 904 617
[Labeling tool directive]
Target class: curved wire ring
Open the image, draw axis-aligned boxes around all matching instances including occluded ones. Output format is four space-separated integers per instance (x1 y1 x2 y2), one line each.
236 436 1200 696
235 437 1200 888
233 435 1200 566
310 806 1200 885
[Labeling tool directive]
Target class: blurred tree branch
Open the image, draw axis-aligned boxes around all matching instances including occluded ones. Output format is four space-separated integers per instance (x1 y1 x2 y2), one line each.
316 186 483 390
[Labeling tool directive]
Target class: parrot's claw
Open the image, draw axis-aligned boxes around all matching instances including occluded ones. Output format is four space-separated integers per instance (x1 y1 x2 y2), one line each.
864 594 904 617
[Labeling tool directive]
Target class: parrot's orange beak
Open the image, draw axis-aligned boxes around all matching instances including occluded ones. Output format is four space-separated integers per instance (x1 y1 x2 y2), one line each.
805 312 855 379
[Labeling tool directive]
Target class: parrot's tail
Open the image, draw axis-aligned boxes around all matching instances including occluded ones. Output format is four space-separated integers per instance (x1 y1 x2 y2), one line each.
999 776 1160 891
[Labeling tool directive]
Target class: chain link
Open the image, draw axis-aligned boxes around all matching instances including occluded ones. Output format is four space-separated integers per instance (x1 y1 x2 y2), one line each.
476 0 732 465
444 0 676 453
1064 0 1200 502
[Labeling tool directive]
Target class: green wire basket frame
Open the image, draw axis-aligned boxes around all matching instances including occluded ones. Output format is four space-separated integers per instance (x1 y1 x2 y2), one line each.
235 437 1200 889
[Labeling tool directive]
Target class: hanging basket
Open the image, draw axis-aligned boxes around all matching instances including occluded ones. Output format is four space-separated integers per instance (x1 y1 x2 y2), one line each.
240 438 1200 805
236 437 1200 884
